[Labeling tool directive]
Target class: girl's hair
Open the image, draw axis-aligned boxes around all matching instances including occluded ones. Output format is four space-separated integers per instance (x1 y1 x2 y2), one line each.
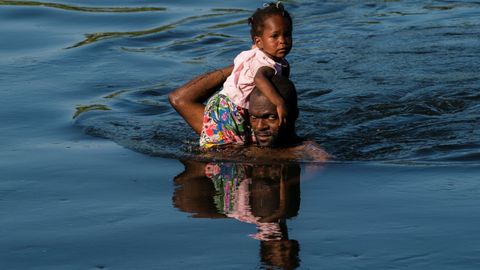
248 2 292 41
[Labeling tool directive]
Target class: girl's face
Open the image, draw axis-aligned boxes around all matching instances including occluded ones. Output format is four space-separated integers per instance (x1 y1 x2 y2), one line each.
255 14 293 61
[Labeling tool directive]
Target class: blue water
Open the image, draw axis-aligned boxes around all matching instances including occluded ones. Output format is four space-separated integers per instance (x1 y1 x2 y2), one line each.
56 0 479 162
1 0 480 269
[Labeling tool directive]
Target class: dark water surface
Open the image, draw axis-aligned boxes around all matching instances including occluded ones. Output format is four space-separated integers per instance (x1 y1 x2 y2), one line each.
1 0 480 269
55 0 479 162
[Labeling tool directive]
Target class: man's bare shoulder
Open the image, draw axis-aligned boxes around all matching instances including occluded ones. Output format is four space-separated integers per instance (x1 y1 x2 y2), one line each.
246 140 330 162
198 141 330 162
285 140 330 162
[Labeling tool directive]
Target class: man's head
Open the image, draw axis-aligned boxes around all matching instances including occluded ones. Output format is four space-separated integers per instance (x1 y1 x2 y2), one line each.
248 76 299 147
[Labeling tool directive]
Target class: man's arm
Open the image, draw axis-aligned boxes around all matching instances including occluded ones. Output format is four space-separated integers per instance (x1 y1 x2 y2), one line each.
168 65 233 134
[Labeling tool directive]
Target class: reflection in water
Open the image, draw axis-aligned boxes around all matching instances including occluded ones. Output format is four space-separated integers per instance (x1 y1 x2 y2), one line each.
173 160 302 270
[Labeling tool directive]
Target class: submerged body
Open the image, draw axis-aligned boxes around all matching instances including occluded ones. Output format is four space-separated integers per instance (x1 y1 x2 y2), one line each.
169 67 329 162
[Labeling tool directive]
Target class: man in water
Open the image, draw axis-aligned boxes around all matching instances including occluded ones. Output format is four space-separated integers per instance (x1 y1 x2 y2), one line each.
169 66 329 161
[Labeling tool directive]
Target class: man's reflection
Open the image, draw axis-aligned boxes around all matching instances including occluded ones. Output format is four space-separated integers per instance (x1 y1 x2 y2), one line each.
172 160 301 270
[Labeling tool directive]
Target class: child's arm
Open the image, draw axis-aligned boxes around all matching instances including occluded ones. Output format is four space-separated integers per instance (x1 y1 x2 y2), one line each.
254 66 288 127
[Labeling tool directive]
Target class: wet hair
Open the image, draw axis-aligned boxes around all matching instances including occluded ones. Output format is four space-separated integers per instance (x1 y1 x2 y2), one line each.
248 2 292 41
250 75 299 120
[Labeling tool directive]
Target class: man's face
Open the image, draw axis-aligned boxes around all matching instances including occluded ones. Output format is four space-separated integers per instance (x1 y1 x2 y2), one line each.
249 95 283 147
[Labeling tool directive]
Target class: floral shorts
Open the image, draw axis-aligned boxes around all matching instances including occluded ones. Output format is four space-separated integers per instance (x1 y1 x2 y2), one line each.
200 93 253 148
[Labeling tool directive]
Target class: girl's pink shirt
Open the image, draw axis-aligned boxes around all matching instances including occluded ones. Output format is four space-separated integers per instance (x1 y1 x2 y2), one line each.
220 47 287 109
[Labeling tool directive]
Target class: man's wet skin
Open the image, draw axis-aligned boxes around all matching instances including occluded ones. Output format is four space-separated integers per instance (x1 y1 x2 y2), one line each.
249 93 282 147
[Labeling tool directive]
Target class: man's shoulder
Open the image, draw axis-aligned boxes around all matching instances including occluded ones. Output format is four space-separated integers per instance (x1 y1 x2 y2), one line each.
245 139 329 162
197 141 329 162
285 140 330 162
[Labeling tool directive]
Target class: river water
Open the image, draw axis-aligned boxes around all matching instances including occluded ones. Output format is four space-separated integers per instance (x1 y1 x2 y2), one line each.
63 0 480 162
1 0 480 269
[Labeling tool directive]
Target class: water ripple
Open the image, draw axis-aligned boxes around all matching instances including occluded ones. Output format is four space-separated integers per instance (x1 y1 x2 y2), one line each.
0 0 166 13
67 10 249 49
70 0 480 163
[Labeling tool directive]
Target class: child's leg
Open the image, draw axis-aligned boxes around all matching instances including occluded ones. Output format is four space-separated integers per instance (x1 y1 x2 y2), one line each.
200 94 252 148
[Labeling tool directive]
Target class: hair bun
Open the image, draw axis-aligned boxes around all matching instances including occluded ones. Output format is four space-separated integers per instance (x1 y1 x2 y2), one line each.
263 1 284 10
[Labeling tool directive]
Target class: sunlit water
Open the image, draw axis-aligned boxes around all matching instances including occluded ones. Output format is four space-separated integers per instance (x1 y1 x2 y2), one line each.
1 1 480 269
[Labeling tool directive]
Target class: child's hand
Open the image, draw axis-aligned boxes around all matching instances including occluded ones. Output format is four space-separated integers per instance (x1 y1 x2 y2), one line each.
277 102 288 127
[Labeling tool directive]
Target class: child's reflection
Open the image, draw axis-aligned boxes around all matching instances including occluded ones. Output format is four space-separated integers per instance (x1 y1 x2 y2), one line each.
173 160 301 270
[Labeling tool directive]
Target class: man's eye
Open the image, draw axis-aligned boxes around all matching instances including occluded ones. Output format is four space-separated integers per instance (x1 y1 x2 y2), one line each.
267 115 277 120
250 116 257 120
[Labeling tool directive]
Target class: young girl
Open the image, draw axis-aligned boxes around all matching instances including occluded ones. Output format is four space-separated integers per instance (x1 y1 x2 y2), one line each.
200 2 293 148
